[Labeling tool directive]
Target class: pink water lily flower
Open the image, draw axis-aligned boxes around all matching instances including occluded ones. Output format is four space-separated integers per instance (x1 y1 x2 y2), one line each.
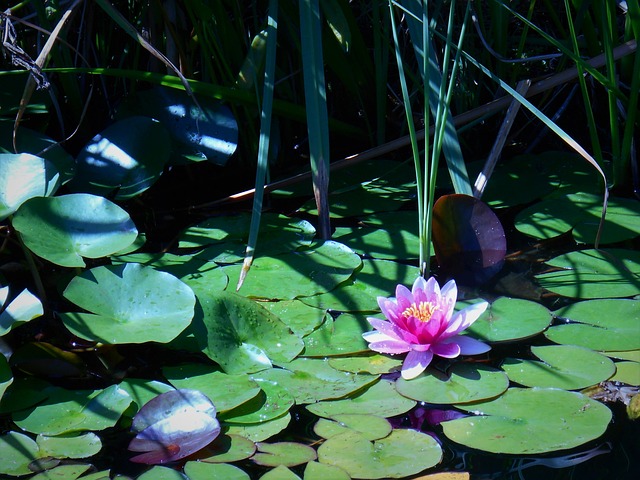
363 276 490 380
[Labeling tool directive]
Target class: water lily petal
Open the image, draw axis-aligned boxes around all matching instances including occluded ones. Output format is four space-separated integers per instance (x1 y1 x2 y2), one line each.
401 350 433 379
367 318 405 341
444 301 489 336
454 335 491 355
378 297 404 326
395 284 413 311
440 279 458 319
368 339 412 354
430 341 461 358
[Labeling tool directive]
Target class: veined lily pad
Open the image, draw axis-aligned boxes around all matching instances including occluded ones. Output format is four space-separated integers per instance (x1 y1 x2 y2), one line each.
224 241 361 299
317 429 442 479
199 291 304 374
252 442 317 467
443 388 612 454
263 300 326 337
547 299 640 351
222 377 294 424
119 378 176 411
502 345 616 390
73 116 170 200
12 194 138 267
0 153 59 220
466 297 552 343
536 249 640 298
60 263 195 344
0 287 43 335
302 314 370 357
395 363 509 405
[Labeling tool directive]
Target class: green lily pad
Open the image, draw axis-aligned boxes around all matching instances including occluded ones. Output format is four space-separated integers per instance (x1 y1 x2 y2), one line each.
610 361 640 385
317 429 442 479
225 413 291 442
36 432 102 459
198 291 304 374
328 354 403 375
224 241 361 299
13 384 132 435
198 434 257 463
300 259 421 312
0 287 43 335
396 363 509 405
221 376 294 424
252 442 317 467
605 350 640 362
303 461 350 480
466 297 552 343
515 193 640 244
258 358 379 404
164 363 261 413
306 379 415 418
0 153 59 220
536 249 640 298
0 431 40 476
502 345 616 390
12 193 138 267
547 299 640 350
60 263 195 344
263 300 327 337
443 387 612 454
259 465 301 480
118 378 176 411
29 464 92 480
314 414 392 441
0 355 11 401
137 466 189 480
184 461 250 480
302 314 370 357
72 116 170 200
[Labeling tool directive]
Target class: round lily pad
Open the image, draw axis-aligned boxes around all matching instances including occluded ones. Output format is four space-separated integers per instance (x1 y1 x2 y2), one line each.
221 377 294 424
395 363 509 405
199 291 304 374
184 461 249 480
60 263 195 344
443 387 612 454
317 429 442 479
252 442 317 467
12 193 138 267
225 413 291 443
466 297 552 343
0 431 41 476
0 287 43 335
314 414 392 441
198 434 257 463
610 361 640 385
548 299 640 351
502 345 616 390
36 432 102 459
263 300 326 337
302 314 370 357
329 354 403 375
304 461 350 480
536 249 640 299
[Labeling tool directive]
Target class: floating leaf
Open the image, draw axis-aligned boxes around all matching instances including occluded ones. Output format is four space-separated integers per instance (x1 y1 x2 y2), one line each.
0 153 59 220
304 461 351 480
60 263 195 344
222 377 294 424
536 249 640 298
0 431 40 476
547 299 640 350
223 241 361 299
198 291 304 374
329 354 403 375
259 465 301 480
0 287 43 335
0 355 12 401
137 466 189 480
12 194 138 267
72 116 170 199
443 388 612 454
263 300 326 337
226 413 291 443
610 361 640 385
119 378 176 411
317 429 442 479
432 194 506 285
252 442 317 467
10 342 88 379
197 434 256 463
129 389 220 464
28 464 92 479
302 314 370 357
502 345 616 390
184 460 250 479
36 432 102 459
314 414 392 441
395 363 509 405
466 297 552 343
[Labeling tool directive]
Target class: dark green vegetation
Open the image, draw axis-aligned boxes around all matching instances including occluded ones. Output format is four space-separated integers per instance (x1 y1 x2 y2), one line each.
0 1 639 479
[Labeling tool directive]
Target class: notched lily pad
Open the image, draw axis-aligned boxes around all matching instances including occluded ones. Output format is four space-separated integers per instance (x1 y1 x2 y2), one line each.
314 414 392 441
252 442 317 467
302 314 370 357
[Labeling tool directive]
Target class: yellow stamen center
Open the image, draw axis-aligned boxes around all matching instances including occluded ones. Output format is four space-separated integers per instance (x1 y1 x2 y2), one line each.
402 301 437 322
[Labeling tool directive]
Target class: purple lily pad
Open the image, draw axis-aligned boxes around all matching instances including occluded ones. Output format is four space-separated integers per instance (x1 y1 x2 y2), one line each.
128 389 220 464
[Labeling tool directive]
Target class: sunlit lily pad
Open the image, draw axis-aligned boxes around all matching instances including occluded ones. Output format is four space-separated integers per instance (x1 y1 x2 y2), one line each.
0 431 40 476
197 434 257 463
502 345 616 390
304 461 351 480
317 429 442 479
443 388 612 454
224 241 361 299
119 378 176 411
466 297 552 343
137 466 189 480
226 413 291 442
27 464 92 479
263 300 327 337
302 314 370 357
60 263 195 344
36 432 102 459
12 193 138 267
396 363 509 405
221 377 294 424
314 414 392 441
610 361 640 385
328 354 403 375
184 460 250 479
306 379 415 418
0 287 43 335
0 153 59 220
252 442 317 467
198 291 303 374
547 299 640 350
536 249 640 298
258 358 379 404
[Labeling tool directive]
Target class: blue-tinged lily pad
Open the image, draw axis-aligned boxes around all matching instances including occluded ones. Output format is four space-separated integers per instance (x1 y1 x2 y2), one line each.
60 263 195 344
12 193 138 267
466 297 552 343
444 387 612 454
302 314 370 357
502 345 616 390
199 291 304 374
317 429 442 479
396 363 509 405
13 384 132 435
536 249 640 298
547 299 640 350
515 193 640 244
0 287 43 335
0 153 59 220
224 241 361 299
72 116 170 200
306 379 415 418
